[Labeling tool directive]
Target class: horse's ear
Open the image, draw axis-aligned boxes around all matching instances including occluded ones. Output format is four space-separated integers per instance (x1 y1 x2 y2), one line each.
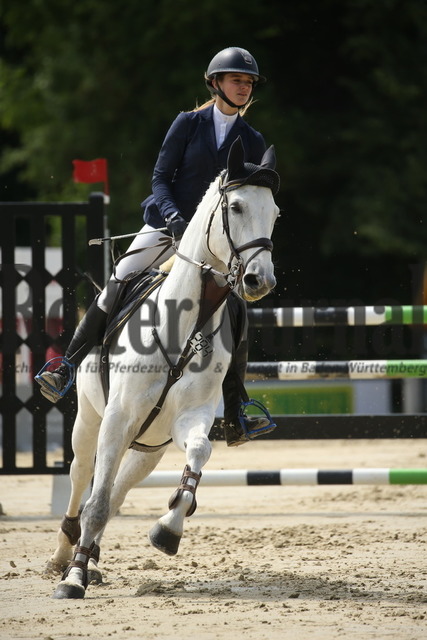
226 136 245 180
260 145 276 170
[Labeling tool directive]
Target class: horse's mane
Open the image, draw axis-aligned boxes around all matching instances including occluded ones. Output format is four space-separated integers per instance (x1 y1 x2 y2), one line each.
186 171 225 229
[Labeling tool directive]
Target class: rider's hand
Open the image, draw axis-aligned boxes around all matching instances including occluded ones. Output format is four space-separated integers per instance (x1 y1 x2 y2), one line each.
165 212 188 239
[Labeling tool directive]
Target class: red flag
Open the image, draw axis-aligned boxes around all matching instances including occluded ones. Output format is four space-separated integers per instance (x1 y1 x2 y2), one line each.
72 158 109 194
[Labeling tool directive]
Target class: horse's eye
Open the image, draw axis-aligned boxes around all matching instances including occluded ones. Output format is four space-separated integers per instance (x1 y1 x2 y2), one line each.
230 202 243 214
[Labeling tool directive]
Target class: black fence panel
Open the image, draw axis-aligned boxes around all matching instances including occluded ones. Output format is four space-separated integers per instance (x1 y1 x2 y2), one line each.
0 194 105 474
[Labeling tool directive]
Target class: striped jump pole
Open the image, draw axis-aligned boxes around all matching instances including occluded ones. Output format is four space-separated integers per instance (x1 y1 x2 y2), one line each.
137 468 427 487
246 359 427 380
247 305 427 328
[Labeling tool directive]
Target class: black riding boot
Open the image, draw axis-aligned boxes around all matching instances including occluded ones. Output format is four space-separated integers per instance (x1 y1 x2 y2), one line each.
222 339 276 447
36 297 107 403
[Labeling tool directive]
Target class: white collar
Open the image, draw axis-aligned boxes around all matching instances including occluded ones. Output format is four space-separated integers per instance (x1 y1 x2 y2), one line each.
213 104 238 126
213 105 238 148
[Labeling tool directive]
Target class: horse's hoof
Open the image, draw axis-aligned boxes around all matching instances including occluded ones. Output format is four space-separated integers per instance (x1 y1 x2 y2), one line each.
52 581 86 599
148 522 181 556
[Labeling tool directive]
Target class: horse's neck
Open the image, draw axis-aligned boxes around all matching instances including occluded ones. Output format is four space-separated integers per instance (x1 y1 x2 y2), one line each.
158 231 225 341
158 255 217 342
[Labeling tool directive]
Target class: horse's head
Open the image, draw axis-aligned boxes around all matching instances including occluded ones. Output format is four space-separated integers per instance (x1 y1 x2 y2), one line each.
208 137 280 302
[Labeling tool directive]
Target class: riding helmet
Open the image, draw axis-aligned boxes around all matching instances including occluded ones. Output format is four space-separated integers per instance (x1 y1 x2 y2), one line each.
205 47 266 86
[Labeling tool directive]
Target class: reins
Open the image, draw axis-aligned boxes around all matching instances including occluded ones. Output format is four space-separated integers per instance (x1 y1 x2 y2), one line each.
108 173 274 290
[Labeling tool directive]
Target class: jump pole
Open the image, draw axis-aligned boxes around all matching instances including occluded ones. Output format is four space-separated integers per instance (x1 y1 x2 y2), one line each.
52 468 426 514
246 360 427 380
136 468 427 487
247 305 427 327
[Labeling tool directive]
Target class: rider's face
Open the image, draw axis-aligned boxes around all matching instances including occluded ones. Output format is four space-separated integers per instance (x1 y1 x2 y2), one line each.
214 73 254 109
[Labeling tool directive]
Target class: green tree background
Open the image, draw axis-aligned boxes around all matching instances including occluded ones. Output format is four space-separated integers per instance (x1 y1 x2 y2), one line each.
1 0 427 309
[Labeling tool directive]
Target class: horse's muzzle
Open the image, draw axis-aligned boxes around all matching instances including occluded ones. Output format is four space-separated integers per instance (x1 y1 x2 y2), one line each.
241 269 276 302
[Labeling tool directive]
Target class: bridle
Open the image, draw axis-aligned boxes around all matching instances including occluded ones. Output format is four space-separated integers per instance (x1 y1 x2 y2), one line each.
218 174 274 287
174 172 274 289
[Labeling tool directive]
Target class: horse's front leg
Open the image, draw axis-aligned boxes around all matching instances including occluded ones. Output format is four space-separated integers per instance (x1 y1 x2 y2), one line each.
149 415 212 556
52 413 130 599
45 401 101 576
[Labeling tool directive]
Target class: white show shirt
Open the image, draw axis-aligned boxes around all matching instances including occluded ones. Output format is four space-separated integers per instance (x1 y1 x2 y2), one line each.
213 104 238 149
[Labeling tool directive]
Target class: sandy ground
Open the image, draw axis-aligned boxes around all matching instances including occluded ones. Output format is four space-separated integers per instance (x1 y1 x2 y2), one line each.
1 438 427 640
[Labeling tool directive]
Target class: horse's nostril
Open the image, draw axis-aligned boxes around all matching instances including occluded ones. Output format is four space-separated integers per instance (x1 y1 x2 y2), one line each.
243 273 260 288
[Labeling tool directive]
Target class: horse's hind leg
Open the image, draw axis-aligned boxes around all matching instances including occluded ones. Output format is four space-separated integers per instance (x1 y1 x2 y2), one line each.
149 418 211 556
108 446 168 517
46 398 101 576
88 446 168 567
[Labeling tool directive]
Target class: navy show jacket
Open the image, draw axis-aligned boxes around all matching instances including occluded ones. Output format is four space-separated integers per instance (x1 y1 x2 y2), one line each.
142 104 266 229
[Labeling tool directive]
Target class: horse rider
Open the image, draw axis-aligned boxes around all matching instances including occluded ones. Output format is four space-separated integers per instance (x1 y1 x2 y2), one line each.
36 46 277 447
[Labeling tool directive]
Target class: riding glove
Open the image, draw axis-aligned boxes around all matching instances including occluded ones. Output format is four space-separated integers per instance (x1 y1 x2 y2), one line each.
165 212 188 239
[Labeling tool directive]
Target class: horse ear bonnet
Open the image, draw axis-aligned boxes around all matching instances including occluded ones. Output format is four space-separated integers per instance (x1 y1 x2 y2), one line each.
225 137 280 195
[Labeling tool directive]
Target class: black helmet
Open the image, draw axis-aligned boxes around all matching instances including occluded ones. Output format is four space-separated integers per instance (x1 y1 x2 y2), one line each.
206 47 266 84
205 47 265 110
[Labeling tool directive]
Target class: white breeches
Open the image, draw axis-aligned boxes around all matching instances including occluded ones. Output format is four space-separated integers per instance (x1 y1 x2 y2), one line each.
97 225 176 313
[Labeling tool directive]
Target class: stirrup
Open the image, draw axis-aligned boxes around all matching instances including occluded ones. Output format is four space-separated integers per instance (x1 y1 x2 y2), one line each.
34 356 76 400
239 399 277 438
